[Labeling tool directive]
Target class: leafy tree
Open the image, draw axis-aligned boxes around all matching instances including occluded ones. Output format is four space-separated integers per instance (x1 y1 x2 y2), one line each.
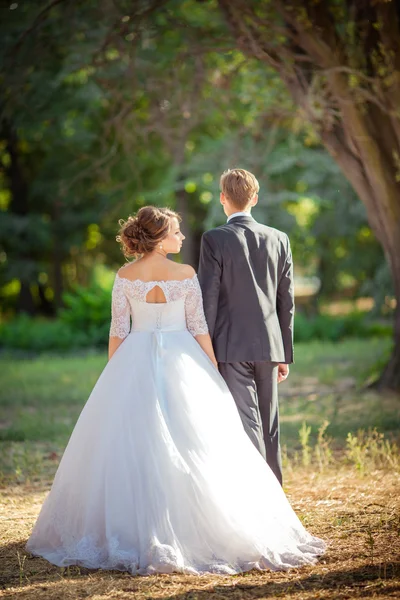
216 0 400 389
1 3 107 312
185 125 385 308
0 0 393 392
0 1 163 312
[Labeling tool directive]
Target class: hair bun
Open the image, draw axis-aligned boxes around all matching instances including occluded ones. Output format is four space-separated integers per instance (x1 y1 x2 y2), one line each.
123 218 144 240
132 221 146 240
116 206 181 258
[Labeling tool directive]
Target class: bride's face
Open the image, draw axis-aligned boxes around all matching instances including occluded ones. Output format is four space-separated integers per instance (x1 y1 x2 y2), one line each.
161 217 185 254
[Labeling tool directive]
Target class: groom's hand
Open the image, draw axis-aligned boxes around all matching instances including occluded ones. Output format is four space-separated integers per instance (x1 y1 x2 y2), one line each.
278 363 289 383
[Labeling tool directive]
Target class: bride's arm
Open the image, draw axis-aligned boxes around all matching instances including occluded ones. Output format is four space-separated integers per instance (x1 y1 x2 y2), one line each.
108 336 124 361
193 333 218 369
108 275 131 360
185 269 218 369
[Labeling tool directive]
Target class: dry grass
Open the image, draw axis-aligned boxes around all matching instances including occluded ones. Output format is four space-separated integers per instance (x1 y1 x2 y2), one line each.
1 468 399 600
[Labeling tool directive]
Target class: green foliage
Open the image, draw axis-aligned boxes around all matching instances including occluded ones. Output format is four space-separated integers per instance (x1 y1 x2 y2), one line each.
298 421 312 467
0 0 393 324
314 421 333 471
294 312 391 343
0 314 95 352
360 262 394 317
60 282 111 344
186 128 386 307
0 280 111 350
346 429 400 475
0 314 76 352
0 308 391 353
284 424 399 476
0 1 160 311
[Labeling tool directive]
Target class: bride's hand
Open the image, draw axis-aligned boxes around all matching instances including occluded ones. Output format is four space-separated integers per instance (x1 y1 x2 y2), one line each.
278 363 289 383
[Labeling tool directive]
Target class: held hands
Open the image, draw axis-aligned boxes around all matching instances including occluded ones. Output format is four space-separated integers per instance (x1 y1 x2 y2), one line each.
278 363 289 384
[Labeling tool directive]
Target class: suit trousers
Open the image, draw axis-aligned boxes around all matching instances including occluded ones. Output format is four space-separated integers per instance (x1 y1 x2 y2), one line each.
218 361 282 485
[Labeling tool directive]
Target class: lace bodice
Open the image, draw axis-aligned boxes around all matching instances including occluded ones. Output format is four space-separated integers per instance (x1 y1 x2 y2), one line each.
109 273 209 339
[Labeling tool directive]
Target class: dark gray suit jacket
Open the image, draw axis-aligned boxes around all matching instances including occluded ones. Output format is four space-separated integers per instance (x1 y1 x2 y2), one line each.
198 215 294 364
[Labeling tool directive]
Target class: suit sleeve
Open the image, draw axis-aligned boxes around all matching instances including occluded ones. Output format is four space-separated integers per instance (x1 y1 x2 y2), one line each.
277 234 295 364
197 232 222 339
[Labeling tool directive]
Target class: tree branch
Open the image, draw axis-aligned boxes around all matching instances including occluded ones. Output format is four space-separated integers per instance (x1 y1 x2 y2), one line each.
13 0 71 54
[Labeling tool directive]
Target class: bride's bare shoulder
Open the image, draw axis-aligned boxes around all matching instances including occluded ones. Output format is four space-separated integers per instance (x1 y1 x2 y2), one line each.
174 263 196 280
116 261 140 279
115 260 195 282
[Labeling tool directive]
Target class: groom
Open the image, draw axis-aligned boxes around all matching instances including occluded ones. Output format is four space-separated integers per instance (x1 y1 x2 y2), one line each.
198 168 294 485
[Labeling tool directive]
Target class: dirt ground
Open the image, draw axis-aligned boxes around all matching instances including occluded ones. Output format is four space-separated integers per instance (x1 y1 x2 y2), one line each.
1 468 399 600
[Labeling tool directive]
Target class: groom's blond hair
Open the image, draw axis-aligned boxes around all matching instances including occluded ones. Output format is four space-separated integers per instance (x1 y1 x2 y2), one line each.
220 168 259 210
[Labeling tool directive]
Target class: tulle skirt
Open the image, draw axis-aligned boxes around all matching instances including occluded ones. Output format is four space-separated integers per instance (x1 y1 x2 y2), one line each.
26 330 326 574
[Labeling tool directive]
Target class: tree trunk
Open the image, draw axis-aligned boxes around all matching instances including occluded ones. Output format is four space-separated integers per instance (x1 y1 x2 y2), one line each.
376 304 400 391
3 121 36 314
38 282 55 316
176 188 196 267
18 282 35 315
369 230 400 390
53 247 64 310
52 204 64 311
318 100 400 391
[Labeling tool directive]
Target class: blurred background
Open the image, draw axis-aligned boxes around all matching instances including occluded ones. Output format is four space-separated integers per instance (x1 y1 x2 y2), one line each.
0 1 399 476
0 1 396 353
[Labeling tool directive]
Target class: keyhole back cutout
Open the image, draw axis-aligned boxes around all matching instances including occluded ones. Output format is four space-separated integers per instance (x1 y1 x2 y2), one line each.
145 284 167 304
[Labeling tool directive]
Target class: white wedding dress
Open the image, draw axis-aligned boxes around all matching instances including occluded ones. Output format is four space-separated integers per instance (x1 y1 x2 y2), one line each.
26 274 325 575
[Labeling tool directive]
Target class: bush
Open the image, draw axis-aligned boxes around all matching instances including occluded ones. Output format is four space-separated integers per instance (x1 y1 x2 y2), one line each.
60 283 111 331
0 314 91 351
59 281 111 347
0 281 112 352
0 287 392 352
294 312 392 343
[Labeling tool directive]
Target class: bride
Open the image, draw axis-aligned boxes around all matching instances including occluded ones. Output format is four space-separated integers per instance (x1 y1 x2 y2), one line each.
26 206 326 575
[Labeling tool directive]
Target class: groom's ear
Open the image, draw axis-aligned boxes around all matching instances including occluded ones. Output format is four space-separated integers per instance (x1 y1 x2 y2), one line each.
220 192 225 205
251 194 258 207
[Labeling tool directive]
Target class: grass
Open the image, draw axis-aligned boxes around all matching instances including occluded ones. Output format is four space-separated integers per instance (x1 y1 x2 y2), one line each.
279 338 399 446
0 351 106 445
0 338 400 599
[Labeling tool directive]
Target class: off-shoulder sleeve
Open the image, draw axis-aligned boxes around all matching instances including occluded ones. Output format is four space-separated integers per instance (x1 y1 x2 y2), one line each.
185 275 209 337
109 275 131 339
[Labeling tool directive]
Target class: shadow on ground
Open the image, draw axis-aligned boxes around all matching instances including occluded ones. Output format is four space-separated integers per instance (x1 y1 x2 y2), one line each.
1 540 400 599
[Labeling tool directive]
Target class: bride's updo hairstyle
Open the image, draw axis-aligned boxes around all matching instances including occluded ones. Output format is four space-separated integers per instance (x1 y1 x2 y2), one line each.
117 206 181 257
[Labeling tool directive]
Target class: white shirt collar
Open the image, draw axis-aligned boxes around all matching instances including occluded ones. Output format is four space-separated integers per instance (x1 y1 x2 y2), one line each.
227 211 252 222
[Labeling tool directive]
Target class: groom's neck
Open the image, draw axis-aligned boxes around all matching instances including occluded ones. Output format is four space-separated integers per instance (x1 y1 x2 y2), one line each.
225 208 252 217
